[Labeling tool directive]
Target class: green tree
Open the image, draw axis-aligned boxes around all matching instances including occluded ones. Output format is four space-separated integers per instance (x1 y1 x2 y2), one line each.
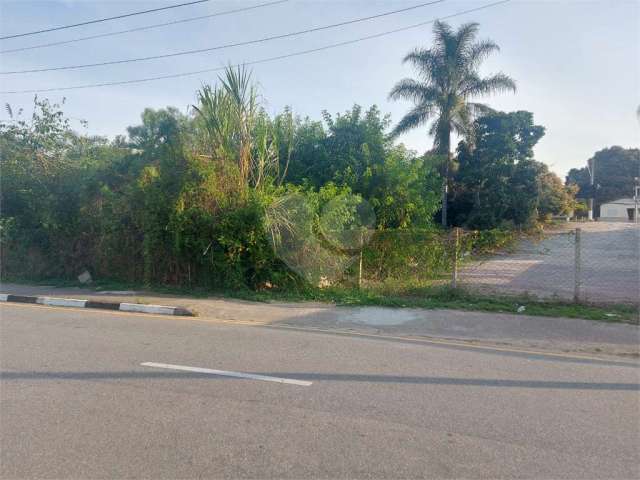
453 111 546 229
566 146 640 215
537 165 577 220
274 115 327 184
388 20 516 226
282 105 441 228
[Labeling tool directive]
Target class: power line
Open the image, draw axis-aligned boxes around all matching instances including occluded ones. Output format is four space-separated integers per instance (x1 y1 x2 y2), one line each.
0 0 289 55
0 0 213 41
0 1 512 95
0 0 446 74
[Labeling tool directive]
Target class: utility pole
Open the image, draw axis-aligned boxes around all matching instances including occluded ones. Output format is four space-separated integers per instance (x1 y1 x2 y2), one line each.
587 157 595 221
634 177 639 225
451 227 460 288
441 150 451 228
574 228 582 302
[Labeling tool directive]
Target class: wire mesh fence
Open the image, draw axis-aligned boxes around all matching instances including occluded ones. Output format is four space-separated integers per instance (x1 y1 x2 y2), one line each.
457 224 640 305
574 223 640 305
353 223 639 306
457 228 577 301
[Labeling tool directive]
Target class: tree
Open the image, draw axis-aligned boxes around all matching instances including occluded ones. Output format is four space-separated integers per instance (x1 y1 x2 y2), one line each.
566 147 640 216
537 165 577 220
282 104 442 228
388 20 516 227
453 111 546 229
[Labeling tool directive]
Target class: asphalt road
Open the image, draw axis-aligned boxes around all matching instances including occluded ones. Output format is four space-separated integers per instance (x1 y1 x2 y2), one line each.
1 304 639 479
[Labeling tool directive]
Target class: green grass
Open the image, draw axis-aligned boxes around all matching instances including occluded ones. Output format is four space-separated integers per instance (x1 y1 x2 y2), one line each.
235 286 639 324
5 275 637 324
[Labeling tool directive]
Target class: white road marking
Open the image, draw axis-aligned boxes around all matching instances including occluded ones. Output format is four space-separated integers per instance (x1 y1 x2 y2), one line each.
140 362 313 386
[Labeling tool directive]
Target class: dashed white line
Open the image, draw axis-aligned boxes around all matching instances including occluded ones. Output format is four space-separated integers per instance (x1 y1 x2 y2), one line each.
140 362 313 386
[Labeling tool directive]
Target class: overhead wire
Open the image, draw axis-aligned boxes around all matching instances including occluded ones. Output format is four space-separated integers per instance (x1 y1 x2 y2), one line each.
0 0 289 55
0 0 446 74
0 1 512 95
1 0 213 40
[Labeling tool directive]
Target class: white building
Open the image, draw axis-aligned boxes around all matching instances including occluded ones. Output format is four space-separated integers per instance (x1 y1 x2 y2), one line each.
599 198 639 221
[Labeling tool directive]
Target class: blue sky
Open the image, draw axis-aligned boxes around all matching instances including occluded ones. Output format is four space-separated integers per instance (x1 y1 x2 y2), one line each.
0 0 638 177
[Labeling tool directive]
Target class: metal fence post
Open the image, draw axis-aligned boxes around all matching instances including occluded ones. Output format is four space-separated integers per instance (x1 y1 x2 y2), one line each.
574 228 582 302
451 227 459 289
358 230 364 289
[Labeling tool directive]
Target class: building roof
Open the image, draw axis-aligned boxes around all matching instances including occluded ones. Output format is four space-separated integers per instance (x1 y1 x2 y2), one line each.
601 198 637 206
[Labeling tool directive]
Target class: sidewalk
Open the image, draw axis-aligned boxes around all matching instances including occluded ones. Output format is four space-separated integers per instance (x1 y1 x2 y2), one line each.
1 282 638 357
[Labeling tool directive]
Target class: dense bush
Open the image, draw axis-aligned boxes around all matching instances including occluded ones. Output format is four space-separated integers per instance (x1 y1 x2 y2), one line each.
363 229 451 282
0 69 569 291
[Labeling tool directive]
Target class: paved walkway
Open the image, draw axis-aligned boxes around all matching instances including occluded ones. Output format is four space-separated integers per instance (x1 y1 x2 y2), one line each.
2 283 638 357
459 222 639 304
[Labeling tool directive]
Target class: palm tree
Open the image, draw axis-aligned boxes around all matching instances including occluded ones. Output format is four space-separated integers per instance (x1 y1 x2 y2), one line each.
389 21 516 227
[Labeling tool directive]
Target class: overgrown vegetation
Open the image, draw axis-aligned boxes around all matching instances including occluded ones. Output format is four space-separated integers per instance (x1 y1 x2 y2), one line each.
1 22 577 299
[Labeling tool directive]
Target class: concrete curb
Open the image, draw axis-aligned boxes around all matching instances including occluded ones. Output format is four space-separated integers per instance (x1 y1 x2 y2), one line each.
0 294 194 316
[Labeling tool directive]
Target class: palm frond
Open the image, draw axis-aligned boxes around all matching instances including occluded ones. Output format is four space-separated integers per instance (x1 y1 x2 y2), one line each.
456 22 480 43
451 104 474 139
454 22 480 59
390 103 435 138
462 72 516 97
402 48 440 81
221 64 252 110
388 78 439 103
432 20 454 53
466 39 500 67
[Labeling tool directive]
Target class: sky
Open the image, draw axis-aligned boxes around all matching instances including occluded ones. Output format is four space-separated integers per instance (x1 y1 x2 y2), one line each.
0 0 638 178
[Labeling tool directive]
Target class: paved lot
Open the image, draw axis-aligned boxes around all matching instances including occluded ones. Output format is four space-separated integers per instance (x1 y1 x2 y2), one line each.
460 222 640 304
1 303 639 478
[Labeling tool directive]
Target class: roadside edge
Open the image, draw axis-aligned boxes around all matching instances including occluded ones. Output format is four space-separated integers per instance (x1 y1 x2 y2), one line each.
0 294 195 317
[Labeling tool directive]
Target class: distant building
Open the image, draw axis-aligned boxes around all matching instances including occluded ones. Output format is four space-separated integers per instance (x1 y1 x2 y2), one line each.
599 198 639 221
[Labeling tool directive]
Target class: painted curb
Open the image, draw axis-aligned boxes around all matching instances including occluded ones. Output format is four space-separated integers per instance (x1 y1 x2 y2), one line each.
0 294 194 316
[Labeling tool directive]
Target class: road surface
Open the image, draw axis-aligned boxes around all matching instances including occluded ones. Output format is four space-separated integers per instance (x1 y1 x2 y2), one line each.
1 303 639 479
3 282 638 357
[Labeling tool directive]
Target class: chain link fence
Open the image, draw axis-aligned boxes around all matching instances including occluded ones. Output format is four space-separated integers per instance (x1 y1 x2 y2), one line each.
456 223 640 305
354 223 639 306
456 228 576 300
